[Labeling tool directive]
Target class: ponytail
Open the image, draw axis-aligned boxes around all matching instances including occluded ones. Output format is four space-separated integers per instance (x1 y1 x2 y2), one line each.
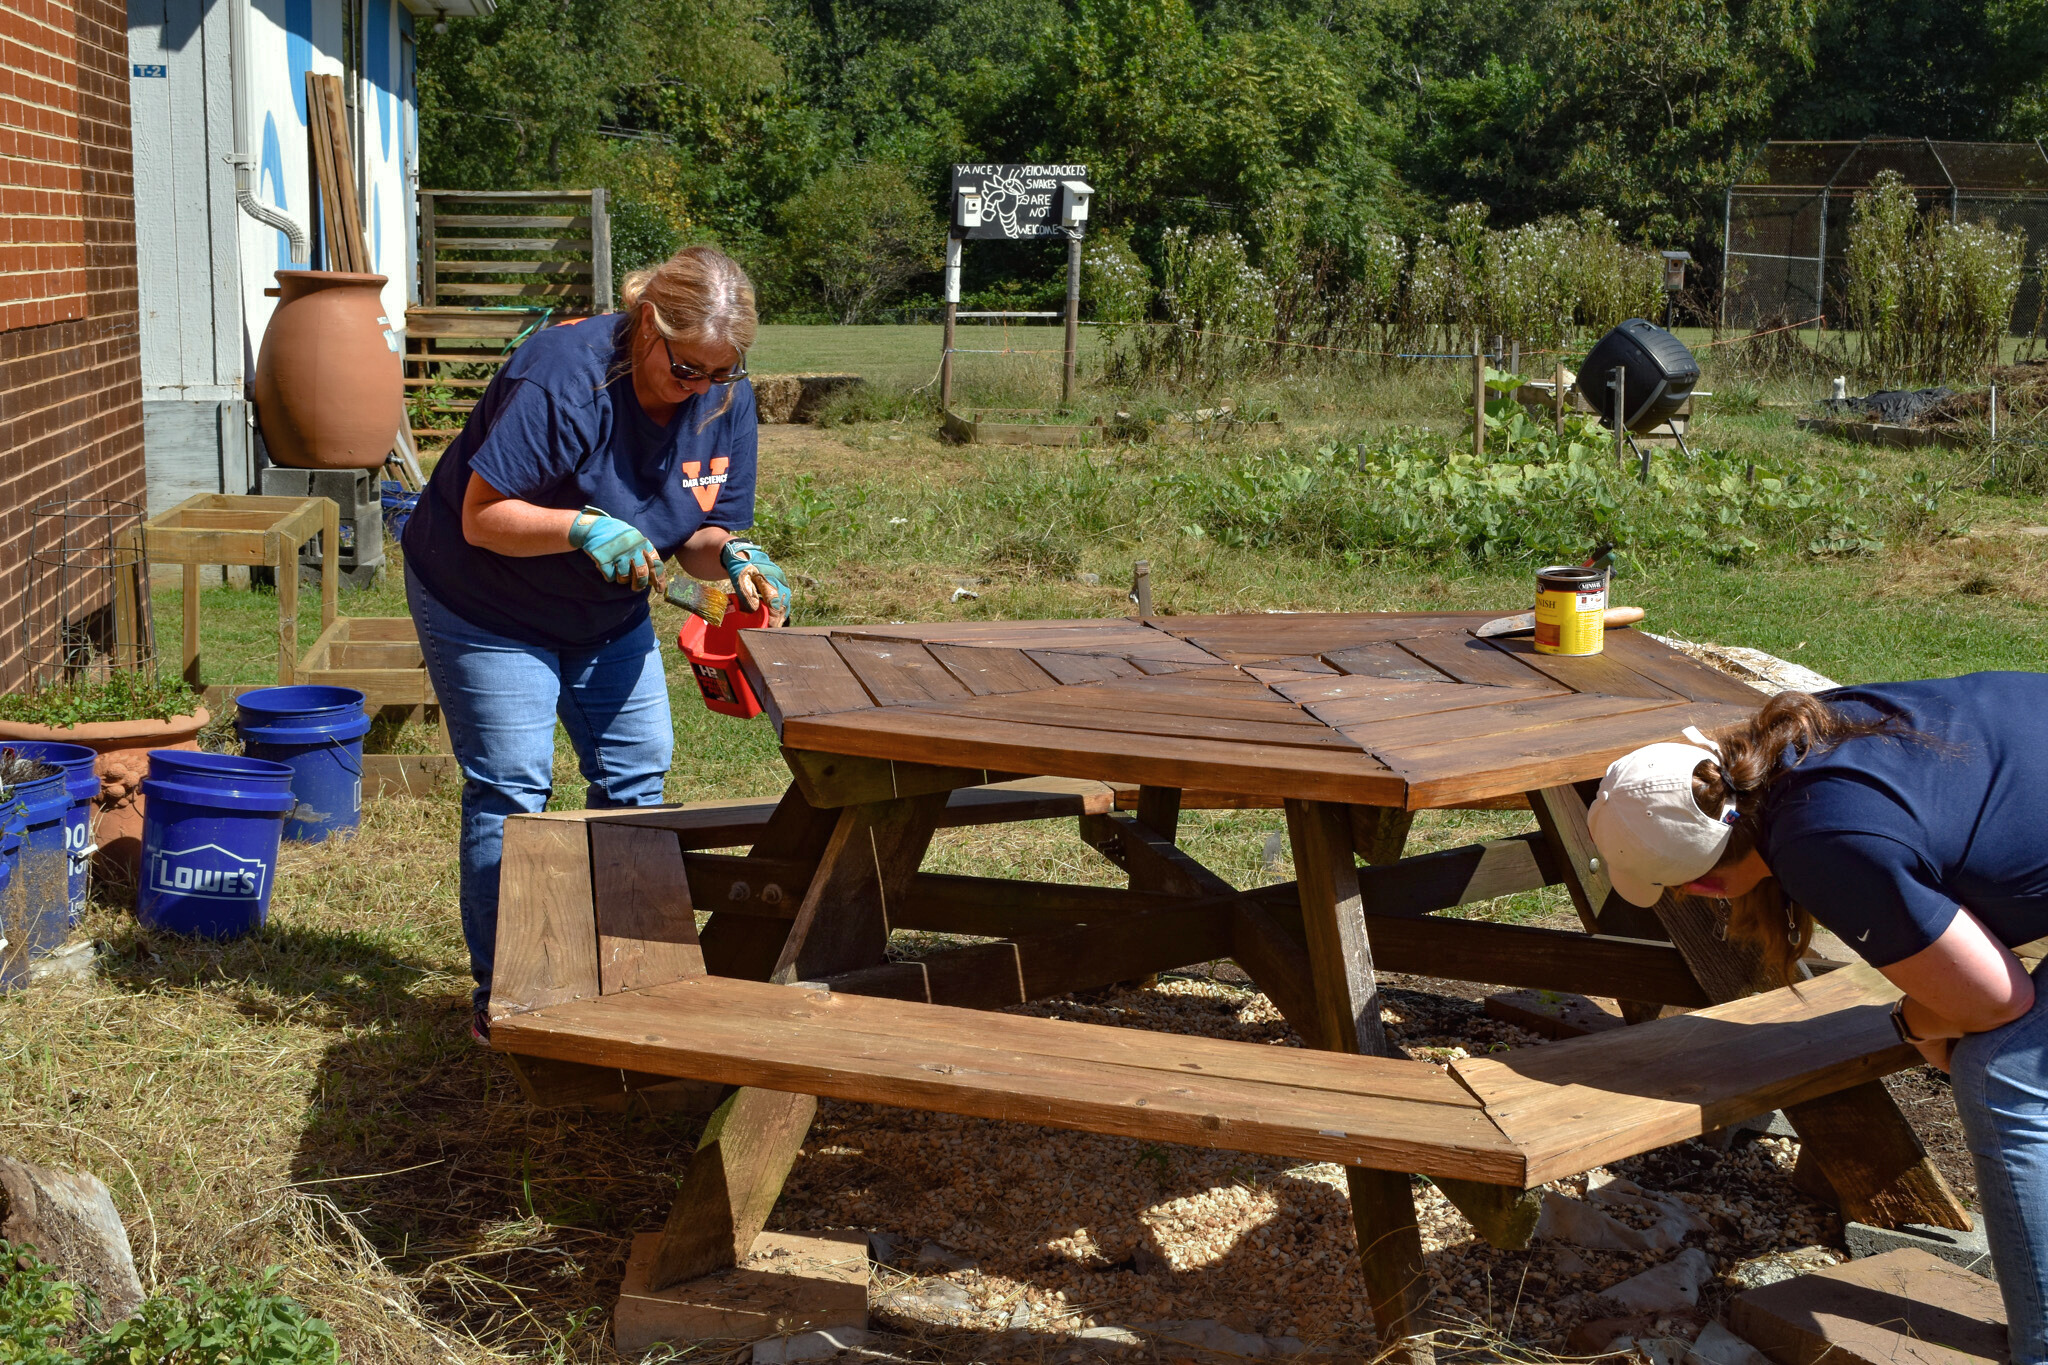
1684 691 1922 984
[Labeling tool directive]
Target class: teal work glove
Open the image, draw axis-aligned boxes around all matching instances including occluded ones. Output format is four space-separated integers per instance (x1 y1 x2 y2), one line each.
719 539 791 618
569 506 662 590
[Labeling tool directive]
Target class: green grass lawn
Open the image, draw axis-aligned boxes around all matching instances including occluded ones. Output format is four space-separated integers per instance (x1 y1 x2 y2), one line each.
41 324 2041 1364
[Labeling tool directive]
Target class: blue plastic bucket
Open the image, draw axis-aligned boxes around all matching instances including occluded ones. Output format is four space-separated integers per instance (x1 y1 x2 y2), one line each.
234 685 371 843
5 742 98 926
137 750 295 938
0 795 24 989
7 766 71 966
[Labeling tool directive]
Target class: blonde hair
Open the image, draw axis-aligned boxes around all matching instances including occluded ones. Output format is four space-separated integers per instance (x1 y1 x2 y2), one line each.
620 245 757 426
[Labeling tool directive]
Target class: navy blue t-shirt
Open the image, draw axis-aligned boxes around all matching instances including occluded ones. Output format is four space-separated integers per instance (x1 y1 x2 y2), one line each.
402 314 757 650
1759 673 2048 967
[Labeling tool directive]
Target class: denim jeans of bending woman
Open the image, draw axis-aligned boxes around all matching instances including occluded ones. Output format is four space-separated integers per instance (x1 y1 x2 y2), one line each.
1951 959 2048 1364
406 565 672 1012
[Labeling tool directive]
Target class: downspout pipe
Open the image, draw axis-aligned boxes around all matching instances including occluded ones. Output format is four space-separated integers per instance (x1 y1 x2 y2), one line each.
227 0 308 263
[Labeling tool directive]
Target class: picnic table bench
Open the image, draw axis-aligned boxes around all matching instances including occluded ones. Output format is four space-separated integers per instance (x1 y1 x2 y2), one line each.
488 612 1967 1361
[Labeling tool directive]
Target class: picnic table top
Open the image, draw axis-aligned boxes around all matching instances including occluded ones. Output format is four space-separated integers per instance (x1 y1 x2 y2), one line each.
737 612 1764 809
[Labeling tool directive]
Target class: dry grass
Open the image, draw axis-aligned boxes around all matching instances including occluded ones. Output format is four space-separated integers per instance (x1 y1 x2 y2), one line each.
1880 532 2048 606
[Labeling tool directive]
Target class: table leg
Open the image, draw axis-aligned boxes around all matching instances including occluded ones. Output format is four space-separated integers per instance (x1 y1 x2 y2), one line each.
181 563 201 686
1285 798 1435 1363
272 531 297 684
644 788 948 1293
1527 783 1970 1231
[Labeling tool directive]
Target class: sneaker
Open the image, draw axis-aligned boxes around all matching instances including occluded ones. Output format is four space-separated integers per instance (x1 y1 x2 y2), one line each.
471 1006 492 1045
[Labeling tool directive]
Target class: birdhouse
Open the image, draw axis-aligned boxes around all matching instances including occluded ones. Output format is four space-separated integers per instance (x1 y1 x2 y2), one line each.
956 189 985 230
1059 180 1094 230
1660 250 1691 294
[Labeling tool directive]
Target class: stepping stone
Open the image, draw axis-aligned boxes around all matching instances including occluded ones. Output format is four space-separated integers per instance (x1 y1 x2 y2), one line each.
1729 1248 2009 1364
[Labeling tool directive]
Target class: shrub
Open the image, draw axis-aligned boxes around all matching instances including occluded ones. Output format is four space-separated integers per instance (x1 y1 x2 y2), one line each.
1842 170 2026 382
774 163 944 325
0 1242 339 1365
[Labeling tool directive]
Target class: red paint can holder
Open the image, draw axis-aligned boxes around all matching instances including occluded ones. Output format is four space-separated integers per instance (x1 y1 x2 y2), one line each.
676 604 770 718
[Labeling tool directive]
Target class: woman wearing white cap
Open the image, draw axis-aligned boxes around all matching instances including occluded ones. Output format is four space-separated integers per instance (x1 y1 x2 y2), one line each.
1586 672 2048 1363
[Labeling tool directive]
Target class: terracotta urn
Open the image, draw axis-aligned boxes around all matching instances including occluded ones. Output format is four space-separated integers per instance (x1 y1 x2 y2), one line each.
0 709 210 880
254 270 402 469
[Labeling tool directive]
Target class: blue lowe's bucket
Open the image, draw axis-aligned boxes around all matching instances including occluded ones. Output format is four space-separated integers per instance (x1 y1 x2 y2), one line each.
0 794 24 989
234 686 370 843
137 751 295 938
7 765 71 967
6 742 98 926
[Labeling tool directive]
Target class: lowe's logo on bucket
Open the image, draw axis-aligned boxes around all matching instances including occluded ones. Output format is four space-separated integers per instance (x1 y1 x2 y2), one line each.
149 844 268 899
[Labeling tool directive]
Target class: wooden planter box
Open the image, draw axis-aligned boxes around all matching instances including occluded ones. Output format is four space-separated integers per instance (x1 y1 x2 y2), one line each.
942 408 1104 446
1796 416 1967 450
296 617 457 793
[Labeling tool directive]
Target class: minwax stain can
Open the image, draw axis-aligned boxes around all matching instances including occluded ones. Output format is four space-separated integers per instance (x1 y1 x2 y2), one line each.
1533 566 1607 656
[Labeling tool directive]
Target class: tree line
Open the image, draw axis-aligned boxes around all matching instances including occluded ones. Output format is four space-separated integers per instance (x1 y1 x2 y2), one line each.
417 0 2048 322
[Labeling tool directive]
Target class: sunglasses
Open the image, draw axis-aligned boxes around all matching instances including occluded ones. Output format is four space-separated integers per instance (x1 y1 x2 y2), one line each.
664 337 748 386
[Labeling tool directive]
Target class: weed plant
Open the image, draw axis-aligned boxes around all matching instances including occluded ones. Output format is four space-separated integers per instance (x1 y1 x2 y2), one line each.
1092 202 1666 392
1842 171 2027 383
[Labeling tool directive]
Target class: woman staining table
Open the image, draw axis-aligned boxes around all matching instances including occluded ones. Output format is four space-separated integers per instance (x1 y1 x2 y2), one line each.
1589 673 2048 1364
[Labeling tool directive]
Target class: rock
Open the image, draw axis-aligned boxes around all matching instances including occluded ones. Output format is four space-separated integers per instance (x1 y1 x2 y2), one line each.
1007 1300 1032 1330
1844 1220 1994 1279
1074 573 1101 586
1265 1335 1308 1355
1585 1175 1712 1251
1535 1190 1653 1251
1568 1315 1659 1354
752 1327 870 1362
1728 1244 1837 1290
890 1279 974 1317
0 1155 143 1323
27 939 96 983
1147 1318 1270 1357
1077 1325 1143 1347
1131 1242 1171 1276
1638 1337 1693 1365
950 587 979 601
1602 1248 1714 1314
1686 1321 1771 1365
913 1242 977 1273
1553 1247 1594 1276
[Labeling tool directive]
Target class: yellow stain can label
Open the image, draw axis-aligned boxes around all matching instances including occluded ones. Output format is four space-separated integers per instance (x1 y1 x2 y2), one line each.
1533 566 1606 655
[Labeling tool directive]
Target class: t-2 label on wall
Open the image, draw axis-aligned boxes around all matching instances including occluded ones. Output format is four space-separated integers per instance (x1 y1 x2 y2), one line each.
951 165 1091 240
131 64 168 77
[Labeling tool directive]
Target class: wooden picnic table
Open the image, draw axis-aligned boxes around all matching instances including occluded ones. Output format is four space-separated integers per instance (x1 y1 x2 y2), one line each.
489 612 1969 1361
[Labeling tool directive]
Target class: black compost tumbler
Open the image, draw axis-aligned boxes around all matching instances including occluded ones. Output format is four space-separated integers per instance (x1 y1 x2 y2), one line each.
1581 319 1700 432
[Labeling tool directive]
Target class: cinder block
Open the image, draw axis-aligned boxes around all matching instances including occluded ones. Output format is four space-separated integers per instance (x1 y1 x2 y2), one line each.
613 1229 869 1356
1729 1248 2009 1365
1845 1221 1995 1280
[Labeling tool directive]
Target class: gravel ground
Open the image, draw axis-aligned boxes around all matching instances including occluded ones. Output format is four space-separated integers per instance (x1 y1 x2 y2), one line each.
764 963 1948 1362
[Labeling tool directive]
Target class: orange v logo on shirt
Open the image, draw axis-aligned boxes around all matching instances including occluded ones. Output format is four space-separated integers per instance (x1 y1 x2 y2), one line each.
679 457 730 512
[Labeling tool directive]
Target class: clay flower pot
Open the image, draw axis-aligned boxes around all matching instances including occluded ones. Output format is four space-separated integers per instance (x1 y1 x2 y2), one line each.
0 710 210 880
254 270 403 469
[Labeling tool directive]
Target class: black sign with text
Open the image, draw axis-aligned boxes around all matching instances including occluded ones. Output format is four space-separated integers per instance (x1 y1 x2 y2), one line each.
951 164 1091 240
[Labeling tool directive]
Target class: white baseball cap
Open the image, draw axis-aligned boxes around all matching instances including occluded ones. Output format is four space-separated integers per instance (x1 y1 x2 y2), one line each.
1586 726 1741 907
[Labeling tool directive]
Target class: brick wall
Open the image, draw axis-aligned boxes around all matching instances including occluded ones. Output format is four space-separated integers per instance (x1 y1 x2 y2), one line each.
0 0 142 693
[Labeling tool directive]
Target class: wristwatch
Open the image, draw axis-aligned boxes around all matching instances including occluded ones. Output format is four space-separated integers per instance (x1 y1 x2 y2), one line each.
1891 998 1931 1046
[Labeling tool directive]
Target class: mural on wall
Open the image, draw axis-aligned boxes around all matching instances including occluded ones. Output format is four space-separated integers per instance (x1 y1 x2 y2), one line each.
241 0 416 344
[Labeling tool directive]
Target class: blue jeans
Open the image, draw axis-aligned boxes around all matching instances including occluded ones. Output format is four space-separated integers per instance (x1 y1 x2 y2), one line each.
1952 961 2048 1364
406 566 672 1011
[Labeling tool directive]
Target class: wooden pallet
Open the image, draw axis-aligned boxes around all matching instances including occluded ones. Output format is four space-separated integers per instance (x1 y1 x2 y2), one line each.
419 188 612 313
